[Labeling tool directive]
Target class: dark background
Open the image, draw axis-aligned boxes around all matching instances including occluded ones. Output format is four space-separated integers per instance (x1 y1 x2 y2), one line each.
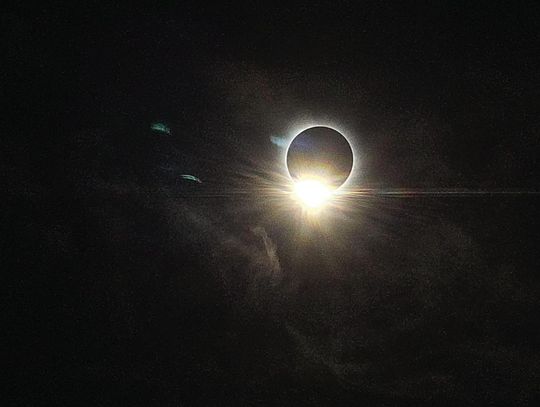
3 2 540 405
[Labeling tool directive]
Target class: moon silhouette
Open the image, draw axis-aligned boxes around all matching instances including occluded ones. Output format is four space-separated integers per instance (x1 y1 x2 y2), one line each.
286 126 354 189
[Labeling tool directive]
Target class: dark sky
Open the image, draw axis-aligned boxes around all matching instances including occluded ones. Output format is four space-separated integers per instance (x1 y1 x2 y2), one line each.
4 2 540 406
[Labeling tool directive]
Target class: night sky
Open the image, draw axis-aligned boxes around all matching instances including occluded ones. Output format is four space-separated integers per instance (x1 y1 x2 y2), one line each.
4 3 540 405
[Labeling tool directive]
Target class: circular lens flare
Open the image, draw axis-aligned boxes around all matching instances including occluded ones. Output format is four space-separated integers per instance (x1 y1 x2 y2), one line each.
294 180 332 209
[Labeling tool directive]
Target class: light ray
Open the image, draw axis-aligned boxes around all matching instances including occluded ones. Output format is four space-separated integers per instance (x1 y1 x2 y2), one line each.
340 188 540 197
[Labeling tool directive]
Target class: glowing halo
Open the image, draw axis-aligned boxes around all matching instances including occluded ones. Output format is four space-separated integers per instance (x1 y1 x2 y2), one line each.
283 123 358 191
283 125 355 210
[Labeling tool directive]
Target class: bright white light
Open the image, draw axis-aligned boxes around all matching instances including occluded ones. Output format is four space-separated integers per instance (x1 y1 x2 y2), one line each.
294 180 332 209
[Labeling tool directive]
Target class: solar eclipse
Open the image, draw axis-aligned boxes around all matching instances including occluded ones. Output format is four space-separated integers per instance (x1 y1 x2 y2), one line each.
286 126 354 208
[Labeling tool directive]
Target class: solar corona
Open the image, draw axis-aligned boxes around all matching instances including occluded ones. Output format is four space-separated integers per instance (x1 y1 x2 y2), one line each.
286 126 354 209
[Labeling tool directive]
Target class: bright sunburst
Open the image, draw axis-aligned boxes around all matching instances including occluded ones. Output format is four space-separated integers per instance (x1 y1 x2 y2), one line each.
293 179 332 209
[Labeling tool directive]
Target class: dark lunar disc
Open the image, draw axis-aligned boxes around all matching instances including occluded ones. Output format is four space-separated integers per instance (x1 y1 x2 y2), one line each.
287 126 353 189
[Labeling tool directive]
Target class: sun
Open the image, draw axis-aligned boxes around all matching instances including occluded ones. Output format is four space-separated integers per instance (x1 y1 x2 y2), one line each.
285 126 354 211
293 179 332 209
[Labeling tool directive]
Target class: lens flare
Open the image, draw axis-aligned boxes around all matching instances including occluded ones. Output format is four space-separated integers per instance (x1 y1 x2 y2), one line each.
294 180 332 209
